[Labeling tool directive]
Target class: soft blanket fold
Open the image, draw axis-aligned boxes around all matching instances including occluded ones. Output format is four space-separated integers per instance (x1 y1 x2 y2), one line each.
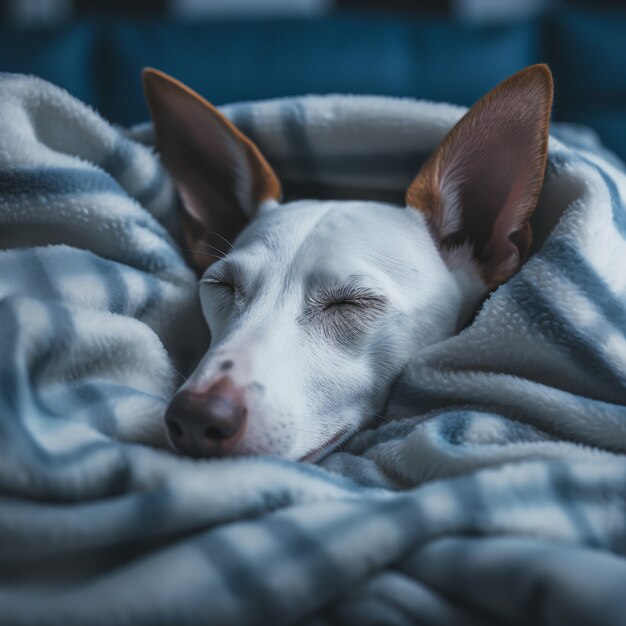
2 73 626 626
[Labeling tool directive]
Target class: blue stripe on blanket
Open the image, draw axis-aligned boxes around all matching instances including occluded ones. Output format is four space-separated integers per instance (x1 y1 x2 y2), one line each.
281 101 318 181
547 463 605 547
25 248 65 301
100 136 136 179
95 258 130 316
135 166 166 208
101 136 168 208
134 274 164 320
0 167 126 197
74 382 116 433
509 275 626 389
28 301 76 416
579 154 626 239
0 300 21 416
542 237 626 332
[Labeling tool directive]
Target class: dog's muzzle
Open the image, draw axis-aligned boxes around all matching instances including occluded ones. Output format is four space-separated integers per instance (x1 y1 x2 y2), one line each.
165 376 247 458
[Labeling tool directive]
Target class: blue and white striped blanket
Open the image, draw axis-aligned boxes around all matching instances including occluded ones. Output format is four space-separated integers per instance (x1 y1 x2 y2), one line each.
2 73 626 626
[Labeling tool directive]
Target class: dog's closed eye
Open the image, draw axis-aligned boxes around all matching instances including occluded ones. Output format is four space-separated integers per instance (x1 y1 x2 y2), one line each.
304 288 388 345
202 274 247 313
317 284 387 311
203 276 234 289
323 295 386 312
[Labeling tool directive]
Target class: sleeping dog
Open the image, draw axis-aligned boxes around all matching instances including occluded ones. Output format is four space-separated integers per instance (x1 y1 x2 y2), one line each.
143 65 553 462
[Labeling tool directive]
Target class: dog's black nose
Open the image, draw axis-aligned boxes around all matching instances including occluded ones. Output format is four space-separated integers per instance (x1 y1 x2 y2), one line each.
165 376 247 458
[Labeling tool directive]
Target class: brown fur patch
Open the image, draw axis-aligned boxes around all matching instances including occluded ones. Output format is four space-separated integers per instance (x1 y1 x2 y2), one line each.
406 64 554 287
142 68 281 271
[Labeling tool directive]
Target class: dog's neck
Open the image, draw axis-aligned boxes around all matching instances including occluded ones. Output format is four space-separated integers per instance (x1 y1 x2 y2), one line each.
443 243 492 330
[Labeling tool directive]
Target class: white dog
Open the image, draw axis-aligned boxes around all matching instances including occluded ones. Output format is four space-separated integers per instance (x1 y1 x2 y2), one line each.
143 64 553 462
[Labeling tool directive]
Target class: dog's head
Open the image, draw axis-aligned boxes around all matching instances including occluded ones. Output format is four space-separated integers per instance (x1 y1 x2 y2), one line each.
143 65 552 461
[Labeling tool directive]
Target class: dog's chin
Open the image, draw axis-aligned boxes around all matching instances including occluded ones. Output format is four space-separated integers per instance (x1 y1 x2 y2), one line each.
298 427 351 464
166 425 352 463
165 426 298 460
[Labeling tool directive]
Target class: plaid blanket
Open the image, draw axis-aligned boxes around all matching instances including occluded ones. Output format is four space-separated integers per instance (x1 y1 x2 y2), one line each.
2 73 626 626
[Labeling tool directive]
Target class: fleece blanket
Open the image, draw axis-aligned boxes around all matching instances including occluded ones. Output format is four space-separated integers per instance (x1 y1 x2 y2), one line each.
2 73 626 626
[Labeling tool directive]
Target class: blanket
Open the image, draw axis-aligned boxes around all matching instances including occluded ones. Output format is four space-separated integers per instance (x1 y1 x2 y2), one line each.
2 73 626 626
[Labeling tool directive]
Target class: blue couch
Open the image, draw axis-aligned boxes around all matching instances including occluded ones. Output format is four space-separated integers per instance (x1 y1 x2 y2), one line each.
1 8 625 161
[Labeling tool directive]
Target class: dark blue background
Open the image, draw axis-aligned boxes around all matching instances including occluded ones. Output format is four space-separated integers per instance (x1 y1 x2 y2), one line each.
1 8 624 161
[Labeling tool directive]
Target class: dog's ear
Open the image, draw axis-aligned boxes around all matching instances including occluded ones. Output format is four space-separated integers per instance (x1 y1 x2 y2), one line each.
142 68 281 271
406 64 553 287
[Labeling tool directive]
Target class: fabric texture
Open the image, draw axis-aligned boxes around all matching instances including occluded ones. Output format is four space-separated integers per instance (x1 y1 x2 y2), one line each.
2 73 626 625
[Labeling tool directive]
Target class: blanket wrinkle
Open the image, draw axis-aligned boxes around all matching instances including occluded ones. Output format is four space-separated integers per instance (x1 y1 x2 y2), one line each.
2 74 626 625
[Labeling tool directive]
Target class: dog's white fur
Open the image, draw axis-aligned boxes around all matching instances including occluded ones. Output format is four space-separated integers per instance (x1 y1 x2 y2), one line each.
143 65 553 461
186 199 480 460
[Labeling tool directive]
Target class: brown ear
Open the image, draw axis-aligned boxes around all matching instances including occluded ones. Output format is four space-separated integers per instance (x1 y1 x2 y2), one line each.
142 68 281 271
406 64 553 286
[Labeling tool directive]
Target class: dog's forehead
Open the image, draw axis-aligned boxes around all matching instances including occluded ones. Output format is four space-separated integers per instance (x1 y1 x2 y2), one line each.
235 199 431 272
220 200 448 306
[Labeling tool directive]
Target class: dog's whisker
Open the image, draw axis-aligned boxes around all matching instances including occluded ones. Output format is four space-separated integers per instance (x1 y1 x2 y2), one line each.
183 247 225 261
196 241 229 258
208 230 236 252
172 368 187 382
364 411 393 423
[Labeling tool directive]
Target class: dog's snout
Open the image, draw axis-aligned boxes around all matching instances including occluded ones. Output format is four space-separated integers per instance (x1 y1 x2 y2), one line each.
165 376 247 458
